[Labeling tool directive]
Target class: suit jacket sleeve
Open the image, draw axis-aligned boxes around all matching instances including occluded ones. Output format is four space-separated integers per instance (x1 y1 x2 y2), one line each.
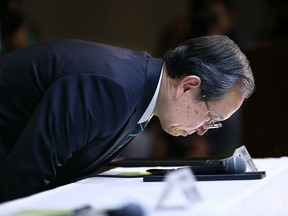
0 73 131 202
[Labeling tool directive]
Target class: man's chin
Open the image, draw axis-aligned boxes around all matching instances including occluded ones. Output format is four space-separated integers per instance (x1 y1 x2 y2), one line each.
168 129 197 137
168 130 186 137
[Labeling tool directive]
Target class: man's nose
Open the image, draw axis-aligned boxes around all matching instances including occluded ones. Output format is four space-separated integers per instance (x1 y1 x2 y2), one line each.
196 127 208 136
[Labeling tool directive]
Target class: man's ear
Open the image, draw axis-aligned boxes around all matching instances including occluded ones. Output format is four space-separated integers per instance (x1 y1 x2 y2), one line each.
175 75 201 98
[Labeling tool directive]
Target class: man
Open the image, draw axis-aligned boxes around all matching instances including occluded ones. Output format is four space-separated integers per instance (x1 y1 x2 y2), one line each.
0 35 254 202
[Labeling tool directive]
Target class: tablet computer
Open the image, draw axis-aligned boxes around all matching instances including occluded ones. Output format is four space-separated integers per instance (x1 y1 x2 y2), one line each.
143 171 266 182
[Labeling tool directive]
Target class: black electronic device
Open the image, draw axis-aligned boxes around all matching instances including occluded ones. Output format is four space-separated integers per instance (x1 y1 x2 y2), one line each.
143 171 266 182
109 156 266 182
146 156 247 175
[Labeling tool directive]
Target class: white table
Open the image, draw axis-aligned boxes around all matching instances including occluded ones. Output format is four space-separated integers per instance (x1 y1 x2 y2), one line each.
0 157 288 216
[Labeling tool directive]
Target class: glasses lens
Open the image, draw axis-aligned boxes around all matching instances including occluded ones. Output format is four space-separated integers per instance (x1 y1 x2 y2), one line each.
203 122 222 130
202 96 223 130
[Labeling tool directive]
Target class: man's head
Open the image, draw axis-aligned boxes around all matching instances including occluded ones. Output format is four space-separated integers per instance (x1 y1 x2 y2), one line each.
154 35 254 136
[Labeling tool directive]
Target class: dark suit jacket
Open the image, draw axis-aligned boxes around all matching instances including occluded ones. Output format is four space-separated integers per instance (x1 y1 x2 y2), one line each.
0 39 163 202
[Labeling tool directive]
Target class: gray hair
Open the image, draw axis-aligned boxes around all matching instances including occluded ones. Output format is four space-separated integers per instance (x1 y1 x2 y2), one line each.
164 35 255 100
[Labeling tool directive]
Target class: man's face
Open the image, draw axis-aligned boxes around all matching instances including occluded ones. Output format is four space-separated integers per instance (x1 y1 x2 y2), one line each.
158 87 244 137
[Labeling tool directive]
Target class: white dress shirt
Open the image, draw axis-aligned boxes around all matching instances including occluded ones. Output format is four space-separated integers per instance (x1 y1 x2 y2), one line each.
138 64 163 123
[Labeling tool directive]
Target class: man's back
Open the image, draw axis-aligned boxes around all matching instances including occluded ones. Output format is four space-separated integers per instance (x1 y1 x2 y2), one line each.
0 39 162 202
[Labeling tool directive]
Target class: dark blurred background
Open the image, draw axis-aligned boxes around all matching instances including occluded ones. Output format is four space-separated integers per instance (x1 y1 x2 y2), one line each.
1 0 288 158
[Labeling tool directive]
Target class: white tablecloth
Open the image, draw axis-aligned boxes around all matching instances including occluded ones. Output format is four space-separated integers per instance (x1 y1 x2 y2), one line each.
0 157 288 216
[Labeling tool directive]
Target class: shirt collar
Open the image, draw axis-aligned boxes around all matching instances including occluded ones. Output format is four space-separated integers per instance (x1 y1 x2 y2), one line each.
138 64 163 123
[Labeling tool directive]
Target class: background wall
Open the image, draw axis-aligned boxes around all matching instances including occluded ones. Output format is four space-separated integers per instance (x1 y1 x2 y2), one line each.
22 0 264 55
23 0 189 55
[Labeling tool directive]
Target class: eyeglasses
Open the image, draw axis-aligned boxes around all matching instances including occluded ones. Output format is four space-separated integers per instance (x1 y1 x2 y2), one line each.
202 95 223 130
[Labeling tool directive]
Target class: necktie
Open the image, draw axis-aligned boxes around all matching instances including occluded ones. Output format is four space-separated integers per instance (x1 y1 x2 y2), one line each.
122 120 149 146
109 120 149 158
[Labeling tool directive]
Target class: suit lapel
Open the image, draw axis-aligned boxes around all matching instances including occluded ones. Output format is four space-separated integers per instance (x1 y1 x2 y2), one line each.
68 57 163 182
